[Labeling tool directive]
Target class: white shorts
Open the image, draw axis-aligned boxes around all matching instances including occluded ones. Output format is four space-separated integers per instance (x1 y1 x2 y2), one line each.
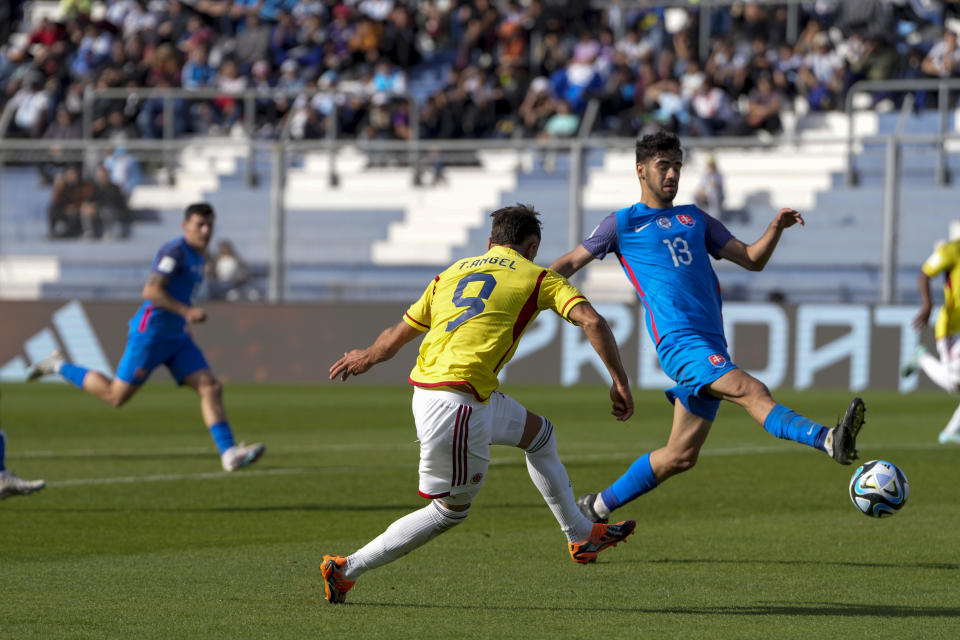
937 335 960 382
411 387 528 504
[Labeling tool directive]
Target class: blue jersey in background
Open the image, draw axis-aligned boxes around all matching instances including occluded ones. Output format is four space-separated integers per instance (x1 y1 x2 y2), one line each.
129 237 205 338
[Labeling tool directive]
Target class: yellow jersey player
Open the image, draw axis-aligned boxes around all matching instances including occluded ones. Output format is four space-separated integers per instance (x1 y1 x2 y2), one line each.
903 222 960 444
321 204 635 604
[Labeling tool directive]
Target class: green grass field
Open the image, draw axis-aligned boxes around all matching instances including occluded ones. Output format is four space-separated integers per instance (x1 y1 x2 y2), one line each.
1 383 959 639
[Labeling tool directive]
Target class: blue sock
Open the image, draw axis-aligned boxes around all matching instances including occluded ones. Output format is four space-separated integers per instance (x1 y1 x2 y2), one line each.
209 421 235 455
0 429 6 472
60 363 89 389
763 403 828 451
601 452 659 511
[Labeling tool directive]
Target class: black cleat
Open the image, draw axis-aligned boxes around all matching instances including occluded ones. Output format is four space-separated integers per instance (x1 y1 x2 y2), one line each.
831 397 865 465
576 493 608 524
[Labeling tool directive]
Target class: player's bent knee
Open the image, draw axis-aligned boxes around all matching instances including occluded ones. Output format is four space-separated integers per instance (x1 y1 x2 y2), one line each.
437 493 471 511
107 389 134 408
732 376 769 401
749 378 771 399
663 449 699 474
197 379 223 398
524 417 555 455
433 499 470 531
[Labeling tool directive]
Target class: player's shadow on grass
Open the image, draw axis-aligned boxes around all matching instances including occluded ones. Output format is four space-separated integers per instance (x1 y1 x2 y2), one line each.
200 503 427 513
34 452 213 461
642 602 960 618
646 557 959 571
28 503 426 513
354 601 960 618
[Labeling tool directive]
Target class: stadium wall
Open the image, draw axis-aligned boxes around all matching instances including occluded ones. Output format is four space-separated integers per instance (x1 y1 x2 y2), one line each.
0 299 936 392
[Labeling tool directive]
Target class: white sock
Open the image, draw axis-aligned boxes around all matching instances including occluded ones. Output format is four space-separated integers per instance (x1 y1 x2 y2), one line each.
919 352 958 392
525 418 593 543
942 403 960 437
344 500 467 580
593 494 612 519
823 428 836 457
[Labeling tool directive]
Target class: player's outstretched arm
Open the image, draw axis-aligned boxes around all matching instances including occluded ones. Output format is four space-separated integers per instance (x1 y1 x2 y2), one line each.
329 321 422 381
718 207 803 272
549 245 595 278
142 273 206 323
567 302 634 421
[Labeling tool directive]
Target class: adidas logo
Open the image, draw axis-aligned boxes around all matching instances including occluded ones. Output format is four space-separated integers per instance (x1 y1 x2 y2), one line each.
0 300 111 382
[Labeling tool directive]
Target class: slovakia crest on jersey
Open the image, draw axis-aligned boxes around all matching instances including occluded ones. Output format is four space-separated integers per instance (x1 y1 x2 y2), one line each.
676 214 695 227
656 216 673 230
708 354 727 367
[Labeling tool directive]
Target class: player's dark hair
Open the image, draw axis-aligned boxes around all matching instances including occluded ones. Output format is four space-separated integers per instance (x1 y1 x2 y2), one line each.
489 204 542 245
184 202 215 221
636 130 682 165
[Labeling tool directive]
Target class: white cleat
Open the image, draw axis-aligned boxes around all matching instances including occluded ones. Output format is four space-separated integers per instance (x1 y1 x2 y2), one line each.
25 349 66 381
900 344 927 378
938 431 960 445
0 471 46 500
221 442 266 472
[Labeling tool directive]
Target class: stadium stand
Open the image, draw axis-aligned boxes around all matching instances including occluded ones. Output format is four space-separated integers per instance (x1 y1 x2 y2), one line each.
5 1 960 302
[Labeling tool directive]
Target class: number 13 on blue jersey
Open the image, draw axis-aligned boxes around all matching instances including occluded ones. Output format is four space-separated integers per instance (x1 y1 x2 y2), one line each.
663 237 692 266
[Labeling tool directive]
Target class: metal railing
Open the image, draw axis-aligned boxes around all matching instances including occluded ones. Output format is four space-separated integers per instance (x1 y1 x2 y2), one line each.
845 78 960 187
0 126 954 305
76 86 419 190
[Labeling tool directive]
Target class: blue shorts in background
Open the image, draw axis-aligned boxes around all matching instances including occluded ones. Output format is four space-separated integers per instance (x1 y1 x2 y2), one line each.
657 330 738 421
115 331 209 385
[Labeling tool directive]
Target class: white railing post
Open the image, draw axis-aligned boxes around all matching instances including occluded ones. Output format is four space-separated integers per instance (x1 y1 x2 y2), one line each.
881 136 901 304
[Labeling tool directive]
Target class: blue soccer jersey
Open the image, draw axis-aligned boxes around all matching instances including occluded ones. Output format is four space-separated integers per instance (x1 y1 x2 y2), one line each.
583 204 733 346
129 237 205 337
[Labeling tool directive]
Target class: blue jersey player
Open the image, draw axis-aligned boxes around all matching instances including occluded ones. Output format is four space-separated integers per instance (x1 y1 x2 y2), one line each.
27 203 265 472
550 131 866 523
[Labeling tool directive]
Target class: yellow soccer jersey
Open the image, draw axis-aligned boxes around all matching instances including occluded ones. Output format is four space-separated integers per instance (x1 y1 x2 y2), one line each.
922 239 960 339
403 245 587 401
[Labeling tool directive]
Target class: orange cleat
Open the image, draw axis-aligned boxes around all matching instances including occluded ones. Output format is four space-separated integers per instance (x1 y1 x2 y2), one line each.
568 520 636 564
320 554 356 604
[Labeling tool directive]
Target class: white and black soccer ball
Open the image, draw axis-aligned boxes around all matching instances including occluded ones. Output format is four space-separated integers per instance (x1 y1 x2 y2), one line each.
849 460 909 518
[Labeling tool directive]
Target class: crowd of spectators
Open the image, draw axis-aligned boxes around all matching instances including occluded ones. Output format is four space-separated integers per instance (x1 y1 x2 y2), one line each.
3 0 960 150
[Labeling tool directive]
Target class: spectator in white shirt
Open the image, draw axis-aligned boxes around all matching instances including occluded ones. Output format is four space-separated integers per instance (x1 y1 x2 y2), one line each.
923 29 960 78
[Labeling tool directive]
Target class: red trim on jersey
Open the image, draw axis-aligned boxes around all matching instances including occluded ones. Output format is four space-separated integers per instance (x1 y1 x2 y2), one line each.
408 378 485 402
432 274 440 294
492 269 546 372
618 254 660 344
561 295 587 316
138 304 154 333
418 489 450 499
404 312 429 330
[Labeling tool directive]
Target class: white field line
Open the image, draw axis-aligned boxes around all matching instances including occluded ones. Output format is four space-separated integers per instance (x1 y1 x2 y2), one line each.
49 466 315 487
19 439 945 460
31 441 944 489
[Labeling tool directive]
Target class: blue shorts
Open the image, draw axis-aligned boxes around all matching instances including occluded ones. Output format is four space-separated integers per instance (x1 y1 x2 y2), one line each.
657 330 738 421
115 331 209 386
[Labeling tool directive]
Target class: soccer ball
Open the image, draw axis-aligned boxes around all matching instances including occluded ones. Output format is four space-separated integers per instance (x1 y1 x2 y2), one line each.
848 460 909 518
